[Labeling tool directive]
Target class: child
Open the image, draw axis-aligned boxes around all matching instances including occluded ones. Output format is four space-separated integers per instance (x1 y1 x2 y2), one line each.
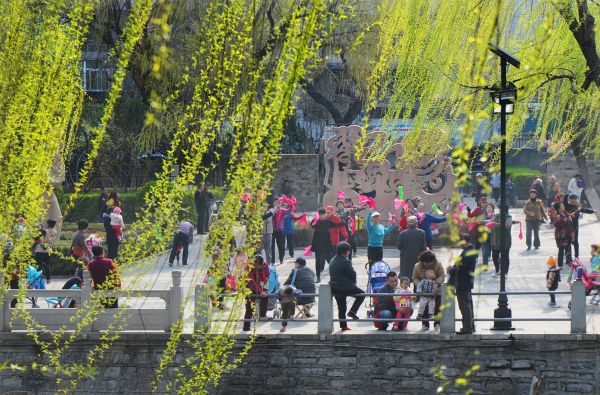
110 207 125 240
591 244 600 275
546 256 560 307
277 284 302 332
392 276 413 331
416 269 436 323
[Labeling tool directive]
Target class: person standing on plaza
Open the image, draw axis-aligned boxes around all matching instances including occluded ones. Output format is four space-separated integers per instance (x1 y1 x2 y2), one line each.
506 177 516 208
416 203 447 249
397 216 427 280
490 173 501 203
70 219 92 273
243 255 270 331
271 199 291 265
329 241 365 332
532 178 546 204
344 197 362 256
310 208 340 282
412 250 445 331
325 205 348 256
373 271 399 331
195 183 213 235
366 210 397 265
447 234 477 335
563 193 596 258
106 191 121 210
523 189 548 250
168 220 194 267
551 202 574 268
103 207 119 259
283 209 304 259
97 187 108 222
567 174 584 199
491 207 513 277
261 206 275 264
87 245 121 308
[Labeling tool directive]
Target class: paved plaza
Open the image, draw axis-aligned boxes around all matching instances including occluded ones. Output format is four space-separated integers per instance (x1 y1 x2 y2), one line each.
44 208 600 335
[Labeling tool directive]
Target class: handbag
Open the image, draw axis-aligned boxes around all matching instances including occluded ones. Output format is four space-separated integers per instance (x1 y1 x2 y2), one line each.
225 272 238 292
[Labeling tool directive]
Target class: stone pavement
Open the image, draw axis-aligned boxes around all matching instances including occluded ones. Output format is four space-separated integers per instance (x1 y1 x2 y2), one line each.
45 208 600 335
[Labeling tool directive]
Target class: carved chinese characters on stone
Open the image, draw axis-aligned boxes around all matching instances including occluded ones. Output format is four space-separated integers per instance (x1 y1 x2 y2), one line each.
322 125 456 218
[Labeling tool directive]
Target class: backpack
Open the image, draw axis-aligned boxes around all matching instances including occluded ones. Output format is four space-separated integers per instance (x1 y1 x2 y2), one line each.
576 178 585 189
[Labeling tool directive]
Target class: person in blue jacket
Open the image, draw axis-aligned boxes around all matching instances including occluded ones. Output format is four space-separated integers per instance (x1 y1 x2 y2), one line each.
416 203 447 249
366 211 397 265
283 211 304 258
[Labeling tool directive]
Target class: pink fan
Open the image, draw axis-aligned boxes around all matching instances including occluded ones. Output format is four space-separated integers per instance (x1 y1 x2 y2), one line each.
303 245 313 257
338 190 345 200
298 213 308 227
359 195 377 209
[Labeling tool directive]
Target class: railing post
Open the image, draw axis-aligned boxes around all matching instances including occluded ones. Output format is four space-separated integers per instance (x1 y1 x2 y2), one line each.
194 283 211 332
440 284 455 334
571 280 586 334
169 271 183 331
81 269 93 335
317 283 333 334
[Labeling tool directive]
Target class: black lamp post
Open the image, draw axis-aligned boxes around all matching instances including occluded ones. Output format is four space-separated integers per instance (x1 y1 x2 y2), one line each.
488 43 520 330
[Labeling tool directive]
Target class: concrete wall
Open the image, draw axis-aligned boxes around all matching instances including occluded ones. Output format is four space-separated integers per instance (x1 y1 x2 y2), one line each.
2 333 600 394
272 154 320 212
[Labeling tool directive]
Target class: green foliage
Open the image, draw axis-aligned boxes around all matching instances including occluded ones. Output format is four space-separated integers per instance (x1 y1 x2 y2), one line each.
506 165 540 178
506 166 541 201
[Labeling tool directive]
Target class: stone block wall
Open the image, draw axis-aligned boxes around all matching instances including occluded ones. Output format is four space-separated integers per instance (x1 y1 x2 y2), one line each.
546 152 600 193
272 154 320 212
1 333 600 394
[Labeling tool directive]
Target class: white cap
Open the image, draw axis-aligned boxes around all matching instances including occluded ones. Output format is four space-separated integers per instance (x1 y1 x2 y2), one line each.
371 211 380 217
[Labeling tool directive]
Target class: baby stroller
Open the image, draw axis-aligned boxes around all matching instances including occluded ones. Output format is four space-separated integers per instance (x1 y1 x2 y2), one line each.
267 264 281 318
567 258 600 308
27 265 46 308
46 276 83 308
366 260 391 317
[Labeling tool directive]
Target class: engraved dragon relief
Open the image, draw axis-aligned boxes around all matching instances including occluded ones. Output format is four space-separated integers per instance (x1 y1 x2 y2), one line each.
322 125 456 218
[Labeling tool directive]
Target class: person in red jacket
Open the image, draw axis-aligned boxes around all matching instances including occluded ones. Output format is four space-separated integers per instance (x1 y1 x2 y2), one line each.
243 255 270 331
325 206 348 249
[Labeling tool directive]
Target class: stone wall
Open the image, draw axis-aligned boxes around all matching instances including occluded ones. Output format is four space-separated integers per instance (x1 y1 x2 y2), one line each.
1 333 600 394
272 154 320 212
546 152 600 192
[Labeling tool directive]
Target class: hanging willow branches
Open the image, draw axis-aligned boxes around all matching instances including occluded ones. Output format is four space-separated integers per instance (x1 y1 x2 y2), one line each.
360 0 600 166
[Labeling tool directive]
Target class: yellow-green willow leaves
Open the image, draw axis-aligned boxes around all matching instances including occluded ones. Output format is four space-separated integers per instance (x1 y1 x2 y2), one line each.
362 0 600 164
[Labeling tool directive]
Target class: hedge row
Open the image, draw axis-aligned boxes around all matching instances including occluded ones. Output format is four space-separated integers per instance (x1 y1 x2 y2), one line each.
61 185 227 223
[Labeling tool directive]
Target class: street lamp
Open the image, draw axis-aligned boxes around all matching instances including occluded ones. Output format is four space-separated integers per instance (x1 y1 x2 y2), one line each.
488 43 520 331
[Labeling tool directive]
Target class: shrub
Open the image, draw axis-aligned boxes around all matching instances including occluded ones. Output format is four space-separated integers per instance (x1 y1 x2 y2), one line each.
61 183 228 223
506 165 542 200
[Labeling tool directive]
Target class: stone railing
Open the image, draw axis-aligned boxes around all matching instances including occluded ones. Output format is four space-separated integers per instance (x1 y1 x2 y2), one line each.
1 271 183 333
194 280 587 334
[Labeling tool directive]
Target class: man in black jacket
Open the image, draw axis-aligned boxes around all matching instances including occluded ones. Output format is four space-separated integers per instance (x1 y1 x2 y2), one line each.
447 234 477 335
564 194 596 258
329 242 365 331
284 257 316 305
194 183 213 235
